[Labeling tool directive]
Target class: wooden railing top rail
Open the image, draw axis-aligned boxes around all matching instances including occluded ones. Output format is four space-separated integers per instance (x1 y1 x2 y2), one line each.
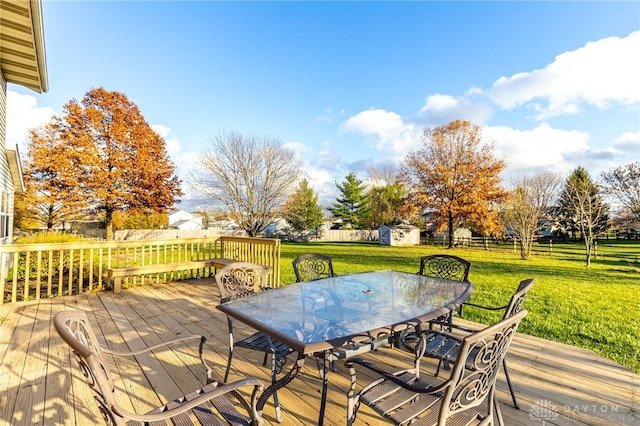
217 236 280 246
0 236 282 252
0 237 219 252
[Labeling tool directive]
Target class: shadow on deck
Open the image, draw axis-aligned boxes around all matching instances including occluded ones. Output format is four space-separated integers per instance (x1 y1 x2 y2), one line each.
0 278 638 425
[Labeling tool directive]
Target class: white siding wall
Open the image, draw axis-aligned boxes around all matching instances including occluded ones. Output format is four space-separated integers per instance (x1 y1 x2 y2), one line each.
0 71 16 245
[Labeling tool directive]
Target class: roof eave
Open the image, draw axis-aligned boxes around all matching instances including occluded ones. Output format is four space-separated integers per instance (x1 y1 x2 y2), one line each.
6 146 25 193
30 0 48 93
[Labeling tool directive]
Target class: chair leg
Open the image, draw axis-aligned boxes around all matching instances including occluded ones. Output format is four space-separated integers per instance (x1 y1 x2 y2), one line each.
446 311 453 332
224 322 234 383
315 355 330 380
502 358 519 409
494 394 505 426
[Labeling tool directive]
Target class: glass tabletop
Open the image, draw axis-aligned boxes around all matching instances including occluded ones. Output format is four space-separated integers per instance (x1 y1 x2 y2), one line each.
217 270 474 354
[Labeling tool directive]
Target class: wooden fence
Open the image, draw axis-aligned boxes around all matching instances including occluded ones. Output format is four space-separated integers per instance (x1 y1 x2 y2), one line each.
0 236 280 304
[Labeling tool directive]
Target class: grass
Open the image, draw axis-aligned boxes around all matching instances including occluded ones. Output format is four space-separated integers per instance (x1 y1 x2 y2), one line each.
278 239 640 374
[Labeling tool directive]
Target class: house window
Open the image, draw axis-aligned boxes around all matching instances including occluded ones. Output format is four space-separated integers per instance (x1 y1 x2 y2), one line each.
0 191 9 238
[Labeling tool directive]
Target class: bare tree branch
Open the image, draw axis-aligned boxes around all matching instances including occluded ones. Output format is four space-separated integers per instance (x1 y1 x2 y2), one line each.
501 172 562 259
191 131 303 236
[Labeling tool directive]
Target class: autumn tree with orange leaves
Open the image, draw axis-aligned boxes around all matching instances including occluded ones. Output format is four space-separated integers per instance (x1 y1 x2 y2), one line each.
21 87 182 239
18 123 90 230
401 120 508 248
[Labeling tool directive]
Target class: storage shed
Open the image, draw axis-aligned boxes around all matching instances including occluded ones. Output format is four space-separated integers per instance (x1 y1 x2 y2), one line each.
378 225 420 246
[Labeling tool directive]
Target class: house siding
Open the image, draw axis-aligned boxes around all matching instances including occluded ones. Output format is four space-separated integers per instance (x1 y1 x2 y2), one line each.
0 71 16 245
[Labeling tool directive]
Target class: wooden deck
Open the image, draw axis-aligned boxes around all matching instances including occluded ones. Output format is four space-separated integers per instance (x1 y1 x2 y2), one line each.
1 278 638 426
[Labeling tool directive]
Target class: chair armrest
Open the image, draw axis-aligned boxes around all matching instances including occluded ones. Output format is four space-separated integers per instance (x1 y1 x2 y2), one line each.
102 334 206 357
102 335 213 381
463 301 508 311
110 378 264 423
345 357 448 394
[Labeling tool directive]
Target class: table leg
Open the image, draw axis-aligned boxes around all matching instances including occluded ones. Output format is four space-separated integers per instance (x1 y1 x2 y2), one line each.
257 352 306 421
318 351 330 426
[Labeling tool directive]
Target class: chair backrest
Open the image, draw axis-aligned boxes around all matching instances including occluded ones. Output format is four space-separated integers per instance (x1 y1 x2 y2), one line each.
439 309 527 423
292 253 336 282
502 278 534 320
418 254 471 282
215 261 268 303
53 310 121 424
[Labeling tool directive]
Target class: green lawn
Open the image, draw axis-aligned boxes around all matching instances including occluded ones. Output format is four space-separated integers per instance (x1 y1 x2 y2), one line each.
278 239 640 374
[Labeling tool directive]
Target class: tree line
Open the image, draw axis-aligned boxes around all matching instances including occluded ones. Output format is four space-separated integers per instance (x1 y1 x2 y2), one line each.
17 88 639 267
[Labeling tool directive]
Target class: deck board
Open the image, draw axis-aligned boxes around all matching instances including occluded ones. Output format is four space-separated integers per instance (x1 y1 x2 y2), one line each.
0 278 638 426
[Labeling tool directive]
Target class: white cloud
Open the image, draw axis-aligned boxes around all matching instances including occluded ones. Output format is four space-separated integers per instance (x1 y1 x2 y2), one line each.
305 166 338 208
282 141 310 157
342 108 421 159
412 94 493 127
151 124 181 156
486 31 640 119
484 124 590 176
6 91 56 151
612 131 640 155
315 107 336 124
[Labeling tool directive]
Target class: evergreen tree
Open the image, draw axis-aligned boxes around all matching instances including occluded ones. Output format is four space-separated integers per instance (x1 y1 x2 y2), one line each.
283 179 324 231
329 172 370 229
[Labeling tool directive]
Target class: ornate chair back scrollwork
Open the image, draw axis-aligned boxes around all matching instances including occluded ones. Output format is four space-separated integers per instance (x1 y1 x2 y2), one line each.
345 309 528 426
292 253 337 282
54 310 263 426
215 261 268 303
418 254 471 282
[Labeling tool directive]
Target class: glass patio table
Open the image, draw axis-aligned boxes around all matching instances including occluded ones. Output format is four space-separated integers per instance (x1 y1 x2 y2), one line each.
216 270 474 425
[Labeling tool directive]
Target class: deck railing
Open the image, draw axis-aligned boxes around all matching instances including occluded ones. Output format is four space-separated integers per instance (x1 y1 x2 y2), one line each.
0 236 281 304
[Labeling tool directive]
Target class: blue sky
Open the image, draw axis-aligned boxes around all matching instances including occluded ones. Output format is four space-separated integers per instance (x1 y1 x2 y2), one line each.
7 1 640 208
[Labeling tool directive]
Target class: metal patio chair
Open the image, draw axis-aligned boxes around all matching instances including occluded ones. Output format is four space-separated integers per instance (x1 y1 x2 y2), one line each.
346 309 528 426
415 278 535 411
416 254 472 331
54 309 263 426
216 261 293 423
292 253 337 282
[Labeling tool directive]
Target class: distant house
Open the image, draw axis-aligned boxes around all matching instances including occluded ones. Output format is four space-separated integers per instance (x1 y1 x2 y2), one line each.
0 0 48 246
263 217 290 233
168 210 203 231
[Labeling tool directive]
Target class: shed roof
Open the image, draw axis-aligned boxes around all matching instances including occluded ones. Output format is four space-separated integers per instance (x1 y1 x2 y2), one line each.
1 0 48 93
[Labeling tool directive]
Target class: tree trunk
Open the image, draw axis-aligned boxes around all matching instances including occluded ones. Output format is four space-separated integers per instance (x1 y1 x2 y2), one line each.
105 208 114 241
584 238 592 267
447 211 454 249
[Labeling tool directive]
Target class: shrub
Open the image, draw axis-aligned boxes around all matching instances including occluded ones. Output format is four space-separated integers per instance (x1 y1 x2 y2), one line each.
11 232 91 282
15 231 87 245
